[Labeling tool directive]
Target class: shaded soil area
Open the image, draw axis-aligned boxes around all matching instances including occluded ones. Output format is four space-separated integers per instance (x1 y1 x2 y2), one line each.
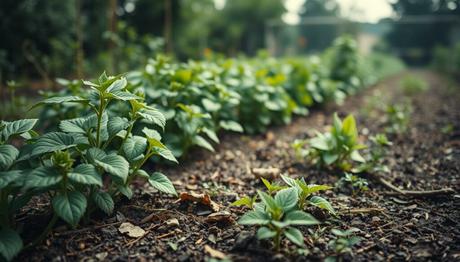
20 70 460 261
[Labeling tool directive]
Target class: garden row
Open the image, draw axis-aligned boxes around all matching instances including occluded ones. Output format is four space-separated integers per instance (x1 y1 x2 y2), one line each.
0 37 405 260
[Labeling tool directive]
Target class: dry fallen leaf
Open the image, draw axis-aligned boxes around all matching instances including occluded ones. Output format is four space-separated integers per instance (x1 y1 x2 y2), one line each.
205 211 234 224
252 167 280 179
118 222 146 238
204 245 227 259
179 192 221 212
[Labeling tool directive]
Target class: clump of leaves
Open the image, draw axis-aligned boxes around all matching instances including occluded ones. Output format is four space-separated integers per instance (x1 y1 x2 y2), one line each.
327 228 361 261
294 113 366 171
400 75 428 95
238 188 319 251
280 174 336 216
385 102 412 134
336 173 369 196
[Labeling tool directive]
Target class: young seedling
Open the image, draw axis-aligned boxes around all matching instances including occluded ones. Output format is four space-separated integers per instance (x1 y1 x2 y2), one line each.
281 174 336 216
327 228 361 260
238 188 319 252
303 113 366 171
400 75 428 95
354 133 392 174
336 173 369 196
385 102 412 134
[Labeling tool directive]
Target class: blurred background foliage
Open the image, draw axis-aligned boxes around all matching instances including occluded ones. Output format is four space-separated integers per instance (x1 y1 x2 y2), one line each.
0 0 459 84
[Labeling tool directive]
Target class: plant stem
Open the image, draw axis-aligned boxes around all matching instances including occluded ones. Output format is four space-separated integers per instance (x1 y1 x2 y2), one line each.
274 230 281 252
95 99 105 147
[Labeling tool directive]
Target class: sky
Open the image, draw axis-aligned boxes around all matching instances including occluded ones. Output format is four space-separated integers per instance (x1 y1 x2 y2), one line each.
282 0 395 24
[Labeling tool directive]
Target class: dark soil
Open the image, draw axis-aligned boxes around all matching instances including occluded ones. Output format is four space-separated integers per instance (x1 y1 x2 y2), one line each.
18 70 460 261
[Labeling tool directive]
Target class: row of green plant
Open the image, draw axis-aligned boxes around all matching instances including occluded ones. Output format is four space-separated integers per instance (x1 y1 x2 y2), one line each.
0 73 178 261
38 36 402 159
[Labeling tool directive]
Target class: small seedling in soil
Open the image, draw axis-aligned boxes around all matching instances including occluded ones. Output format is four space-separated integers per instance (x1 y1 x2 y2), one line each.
326 228 361 261
238 188 319 252
295 113 366 171
336 173 369 196
261 177 288 195
280 174 336 215
231 195 257 209
354 133 392 174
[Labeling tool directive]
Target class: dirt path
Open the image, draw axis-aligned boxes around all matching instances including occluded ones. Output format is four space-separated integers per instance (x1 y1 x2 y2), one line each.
23 70 460 261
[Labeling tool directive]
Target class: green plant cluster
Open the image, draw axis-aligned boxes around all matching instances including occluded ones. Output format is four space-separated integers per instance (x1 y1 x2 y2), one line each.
432 43 460 78
0 73 177 261
38 36 390 159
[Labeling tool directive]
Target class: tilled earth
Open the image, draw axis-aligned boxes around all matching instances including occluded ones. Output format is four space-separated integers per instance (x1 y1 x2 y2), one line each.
20 70 460 261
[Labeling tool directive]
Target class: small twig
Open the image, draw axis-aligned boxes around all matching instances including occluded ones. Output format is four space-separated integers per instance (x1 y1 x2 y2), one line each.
368 173 456 198
339 207 385 214
126 224 158 248
356 243 377 254
157 231 175 239
54 221 122 236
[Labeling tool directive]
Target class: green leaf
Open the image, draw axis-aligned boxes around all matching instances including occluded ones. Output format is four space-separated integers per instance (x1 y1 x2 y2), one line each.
0 145 19 170
0 170 22 189
350 150 366 163
1 119 38 142
309 196 336 215
0 228 23 261
202 98 221 112
332 113 342 133
52 191 87 226
30 132 81 157
257 190 279 213
59 117 87 134
323 152 339 165
106 77 127 93
122 136 147 162
219 120 243 132
284 210 319 225
118 184 133 199
68 164 102 186
25 167 62 188
93 191 114 215
138 108 166 129
142 127 162 141
238 210 270 225
257 227 277 239
274 188 298 211
202 127 219 144
32 96 88 109
134 169 150 180
284 227 304 246
108 116 130 137
231 196 255 208
342 114 358 139
192 135 214 152
148 172 177 196
310 136 330 151
280 174 297 187
94 154 129 183
109 91 142 101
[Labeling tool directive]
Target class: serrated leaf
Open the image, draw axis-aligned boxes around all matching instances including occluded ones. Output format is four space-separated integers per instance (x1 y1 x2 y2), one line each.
109 91 142 101
108 116 130 137
122 136 147 161
274 188 298 212
257 191 279 213
93 191 114 215
284 210 319 225
0 145 19 170
257 227 277 239
142 127 162 141
59 117 87 134
285 227 304 246
32 96 88 109
118 184 133 199
68 164 102 186
148 172 177 196
238 210 270 225
52 191 87 226
95 154 129 183
1 119 38 142
0 170 22 190
0 228 23 261
30 132 81 157
106 77 127 92
202 127 219 144
25 167 62 188
138 108 166 129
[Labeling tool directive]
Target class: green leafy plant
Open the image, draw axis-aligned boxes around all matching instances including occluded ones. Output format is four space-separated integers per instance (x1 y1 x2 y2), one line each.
355 133 392 174
280 174 335 215
327 228 361 261
336 173 369 196
298 113 366 171
238 188 319 251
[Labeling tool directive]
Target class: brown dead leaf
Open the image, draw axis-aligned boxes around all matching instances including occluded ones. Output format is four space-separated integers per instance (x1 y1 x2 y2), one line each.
118 222 146 238
204 245 227 259
179 192 220 212
205 211 234 224
252 167 280 179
